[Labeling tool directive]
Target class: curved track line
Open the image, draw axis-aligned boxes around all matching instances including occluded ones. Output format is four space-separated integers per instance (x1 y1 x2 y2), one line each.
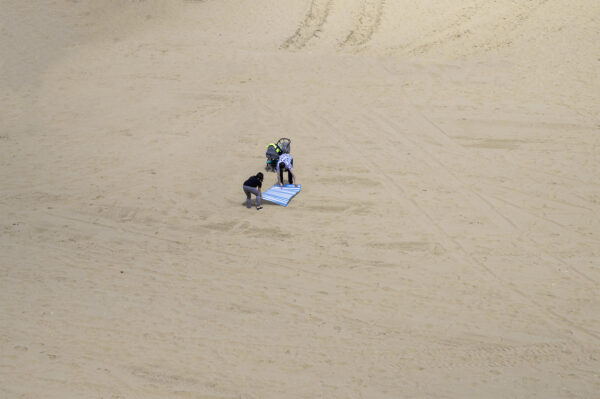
393 0 550 56
281 0 333 50
419 114 599 285
395 1 485 56
366 110 600 341
341 0 385 48
300 102 598 344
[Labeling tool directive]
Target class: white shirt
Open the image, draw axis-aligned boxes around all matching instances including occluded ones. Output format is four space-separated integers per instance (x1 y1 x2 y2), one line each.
276 153 293 172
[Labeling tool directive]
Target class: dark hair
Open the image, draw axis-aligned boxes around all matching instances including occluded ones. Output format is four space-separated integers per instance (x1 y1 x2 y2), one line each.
256 172 264 181
278 162 285 170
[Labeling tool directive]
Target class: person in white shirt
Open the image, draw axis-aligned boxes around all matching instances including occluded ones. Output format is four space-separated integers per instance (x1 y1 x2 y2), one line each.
276 153 297 187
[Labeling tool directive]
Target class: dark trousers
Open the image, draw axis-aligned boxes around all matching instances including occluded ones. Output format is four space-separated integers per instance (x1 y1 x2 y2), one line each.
279 159 293 184
279 168 293 184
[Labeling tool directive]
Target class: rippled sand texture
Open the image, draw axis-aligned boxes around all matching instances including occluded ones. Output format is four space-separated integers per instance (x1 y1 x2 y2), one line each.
1 1 599 398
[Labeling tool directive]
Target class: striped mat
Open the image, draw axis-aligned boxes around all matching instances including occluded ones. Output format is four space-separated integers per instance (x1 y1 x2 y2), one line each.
261 184 301 207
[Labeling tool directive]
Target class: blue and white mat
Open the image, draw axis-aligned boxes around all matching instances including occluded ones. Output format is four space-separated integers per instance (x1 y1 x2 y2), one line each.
262 184 301 207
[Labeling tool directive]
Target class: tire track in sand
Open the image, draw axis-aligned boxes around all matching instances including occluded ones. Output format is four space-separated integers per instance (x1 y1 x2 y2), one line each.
293 101 600 343
398 0 550 56
340 0 385 48
290 107 600 367
369 110 600 341
417 114 599 285
281 0 333 50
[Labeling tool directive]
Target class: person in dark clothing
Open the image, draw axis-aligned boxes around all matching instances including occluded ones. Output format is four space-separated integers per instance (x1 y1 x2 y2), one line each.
243 172 264 210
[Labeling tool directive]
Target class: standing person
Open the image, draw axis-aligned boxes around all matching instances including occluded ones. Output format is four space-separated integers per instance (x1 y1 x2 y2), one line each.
276 153 297 187
243 172 264 210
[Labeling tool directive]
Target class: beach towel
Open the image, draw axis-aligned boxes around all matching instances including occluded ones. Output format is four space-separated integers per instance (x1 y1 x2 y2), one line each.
261 184 301 207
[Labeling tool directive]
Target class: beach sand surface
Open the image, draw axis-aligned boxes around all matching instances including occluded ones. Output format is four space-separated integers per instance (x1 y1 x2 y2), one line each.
1 1 599 398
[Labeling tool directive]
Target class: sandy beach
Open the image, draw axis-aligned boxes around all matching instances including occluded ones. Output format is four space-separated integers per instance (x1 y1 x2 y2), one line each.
1 1 599 397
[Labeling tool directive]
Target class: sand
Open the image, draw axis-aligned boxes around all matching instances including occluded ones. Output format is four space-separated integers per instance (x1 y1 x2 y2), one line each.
1 1 599 398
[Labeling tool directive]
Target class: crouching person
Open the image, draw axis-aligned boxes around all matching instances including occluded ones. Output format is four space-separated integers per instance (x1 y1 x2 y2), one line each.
276 153 297 188
243 172 264 210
